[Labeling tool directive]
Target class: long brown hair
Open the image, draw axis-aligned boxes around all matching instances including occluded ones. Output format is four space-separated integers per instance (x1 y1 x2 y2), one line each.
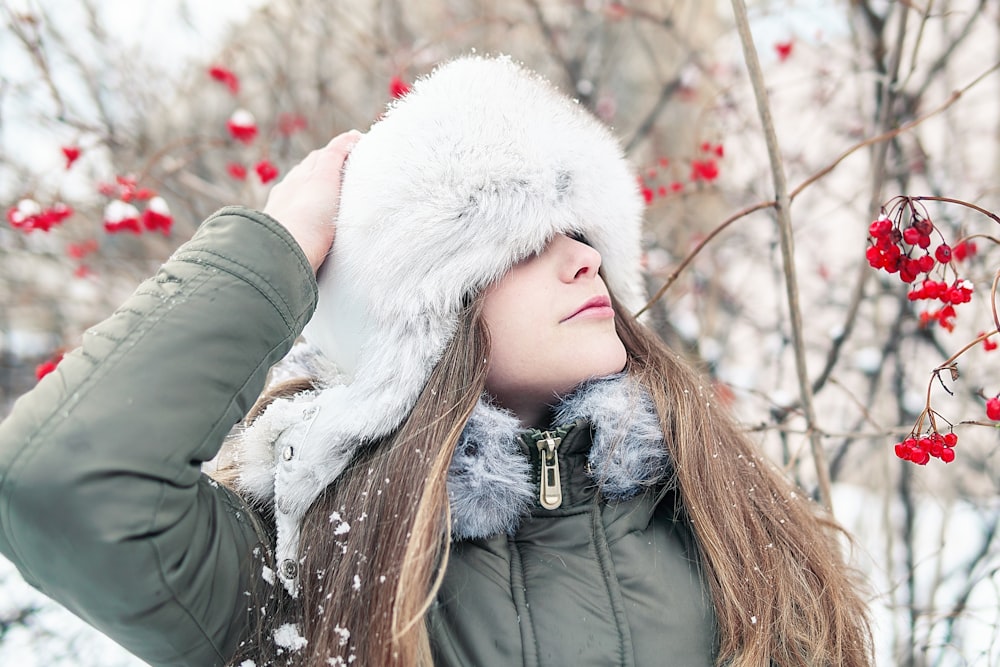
221 296 490 666
220 293 872 666
613 295 872 665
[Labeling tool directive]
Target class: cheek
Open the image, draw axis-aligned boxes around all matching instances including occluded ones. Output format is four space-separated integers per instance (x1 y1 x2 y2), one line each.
484 322 543 393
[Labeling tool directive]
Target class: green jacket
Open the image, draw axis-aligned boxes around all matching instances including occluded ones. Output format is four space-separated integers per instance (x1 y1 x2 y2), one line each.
0 207 716 666
431 423 716 666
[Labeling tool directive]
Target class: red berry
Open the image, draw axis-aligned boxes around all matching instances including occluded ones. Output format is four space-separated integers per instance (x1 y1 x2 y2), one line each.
866 246 884 269
943 432 958 447
227 163 247 180
916 254 935 273
953 240 977 261
872 218 892 237
226 109 258 144
917 234 931 249
940 448 955 463
389 75 412 99
255 159 279 184
775 40 793 61
935 244 952 263
987 397 1000 421
62 145 81 169
923 280 943 299
208 65 240 94
913 218 934 236
894 443 909 460
902 226 921 245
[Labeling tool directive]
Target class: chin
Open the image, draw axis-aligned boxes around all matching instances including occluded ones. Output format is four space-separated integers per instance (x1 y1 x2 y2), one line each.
570 352 628 389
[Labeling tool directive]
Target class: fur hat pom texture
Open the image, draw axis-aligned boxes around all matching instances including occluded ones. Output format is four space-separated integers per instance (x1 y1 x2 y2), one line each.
235 54 646 593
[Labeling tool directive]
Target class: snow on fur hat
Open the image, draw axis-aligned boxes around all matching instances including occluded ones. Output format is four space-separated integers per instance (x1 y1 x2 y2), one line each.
236 54 646 594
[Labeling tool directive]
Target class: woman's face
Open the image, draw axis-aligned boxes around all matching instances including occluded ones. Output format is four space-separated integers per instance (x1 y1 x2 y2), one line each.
482 233 627 426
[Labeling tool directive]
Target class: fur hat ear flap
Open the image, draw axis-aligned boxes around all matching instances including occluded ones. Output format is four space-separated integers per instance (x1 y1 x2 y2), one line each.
237 53 647 594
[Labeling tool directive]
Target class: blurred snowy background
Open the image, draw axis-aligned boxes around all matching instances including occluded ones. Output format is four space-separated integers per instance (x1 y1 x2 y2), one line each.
2 0 999 665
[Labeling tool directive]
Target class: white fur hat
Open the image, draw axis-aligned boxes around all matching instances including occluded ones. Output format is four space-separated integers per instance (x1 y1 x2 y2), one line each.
235 54 646 594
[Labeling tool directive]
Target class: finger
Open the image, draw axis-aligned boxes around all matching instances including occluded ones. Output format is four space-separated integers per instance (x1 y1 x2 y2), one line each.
327 129 362 149
321 130 362 165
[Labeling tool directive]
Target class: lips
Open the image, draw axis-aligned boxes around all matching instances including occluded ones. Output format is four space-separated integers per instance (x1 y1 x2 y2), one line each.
562 295 613 322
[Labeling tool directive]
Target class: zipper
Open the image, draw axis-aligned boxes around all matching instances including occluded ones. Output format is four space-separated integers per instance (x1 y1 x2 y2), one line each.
531 429 565 510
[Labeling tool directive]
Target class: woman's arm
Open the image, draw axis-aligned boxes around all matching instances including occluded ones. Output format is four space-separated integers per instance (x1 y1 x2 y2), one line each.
0 132 359 667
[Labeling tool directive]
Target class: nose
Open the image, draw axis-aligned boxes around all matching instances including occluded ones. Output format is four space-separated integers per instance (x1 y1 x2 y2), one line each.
555 234 602 282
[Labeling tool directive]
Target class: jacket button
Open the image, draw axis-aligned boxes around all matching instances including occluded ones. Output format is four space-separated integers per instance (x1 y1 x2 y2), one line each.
279 559 297 579
282 445 294 461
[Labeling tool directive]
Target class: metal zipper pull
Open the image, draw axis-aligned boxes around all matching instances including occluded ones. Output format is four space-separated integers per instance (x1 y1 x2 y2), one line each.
537 432 563 510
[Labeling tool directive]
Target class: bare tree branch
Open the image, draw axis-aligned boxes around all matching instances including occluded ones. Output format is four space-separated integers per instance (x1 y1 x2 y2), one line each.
729 0 831 509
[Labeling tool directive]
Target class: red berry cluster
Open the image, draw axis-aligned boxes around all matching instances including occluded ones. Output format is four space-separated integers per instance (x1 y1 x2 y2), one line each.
97 176 173 235
909 278 973 332
952 239 978 261
6 199 73 232
225 159 280 184
638 157 684 204
894 431 957 465
865 200 974 332
866 216 952 283
638 142 725 205
97 174 155 202
207 67 285 186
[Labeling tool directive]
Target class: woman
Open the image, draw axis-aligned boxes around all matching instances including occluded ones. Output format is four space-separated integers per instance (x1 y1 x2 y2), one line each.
0 56 872 666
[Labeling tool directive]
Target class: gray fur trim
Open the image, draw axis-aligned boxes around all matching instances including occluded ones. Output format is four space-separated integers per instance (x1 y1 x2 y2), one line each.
555 374 671 500
266 340 342 388
449 374 671 540
447 402 534 540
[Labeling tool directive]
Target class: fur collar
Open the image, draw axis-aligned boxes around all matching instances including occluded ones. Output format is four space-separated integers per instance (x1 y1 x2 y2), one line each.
231 371 671 590
448 373 672 541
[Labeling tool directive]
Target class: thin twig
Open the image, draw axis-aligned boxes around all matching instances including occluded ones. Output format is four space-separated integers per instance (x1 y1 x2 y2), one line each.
730 0 831 510
635 199 775 317
911 196 1000 226
913 0 989 102
624 75 683 154
789 61 1000 201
